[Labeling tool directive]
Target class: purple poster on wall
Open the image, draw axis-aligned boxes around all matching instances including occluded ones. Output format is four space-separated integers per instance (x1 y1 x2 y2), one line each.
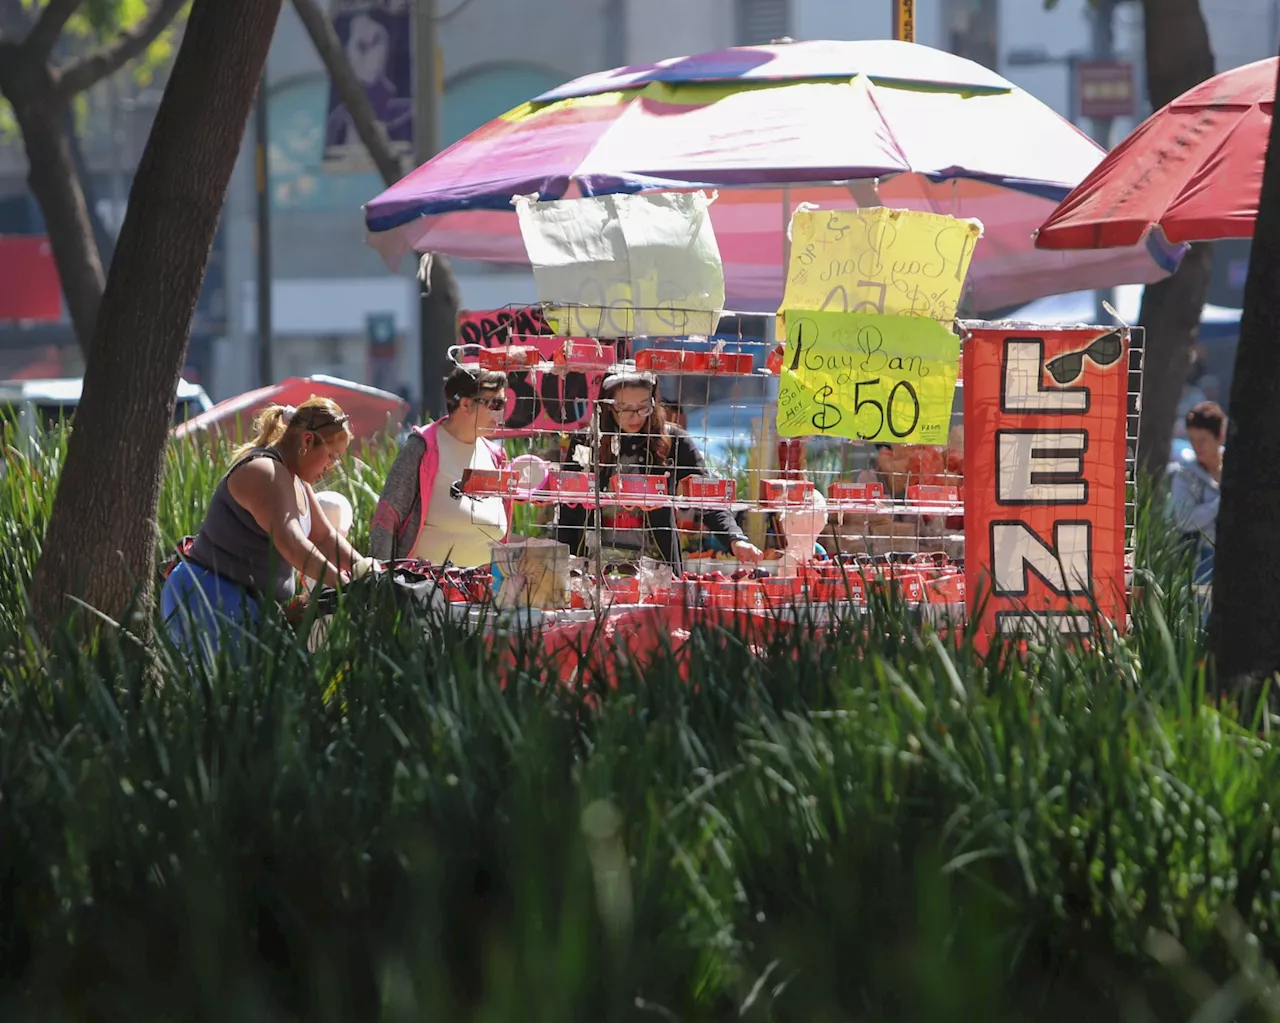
323 0 413 172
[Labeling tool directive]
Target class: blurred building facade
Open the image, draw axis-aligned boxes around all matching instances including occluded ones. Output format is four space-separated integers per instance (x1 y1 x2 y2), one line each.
1 0 1276 396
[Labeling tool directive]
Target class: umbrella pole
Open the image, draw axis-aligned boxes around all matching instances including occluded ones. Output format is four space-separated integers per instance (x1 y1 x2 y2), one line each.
254 75 272 388
415 0 445 420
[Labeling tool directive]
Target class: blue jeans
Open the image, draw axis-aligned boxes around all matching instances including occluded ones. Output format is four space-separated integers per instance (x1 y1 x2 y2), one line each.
160 560 262 670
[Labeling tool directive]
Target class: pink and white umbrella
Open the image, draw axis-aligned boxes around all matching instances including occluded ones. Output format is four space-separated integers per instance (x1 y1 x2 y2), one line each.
364 39 1182 314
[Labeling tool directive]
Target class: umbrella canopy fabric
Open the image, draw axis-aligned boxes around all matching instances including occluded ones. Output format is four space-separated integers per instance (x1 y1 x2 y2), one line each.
365 39 1182 315
172 375 408 445
1037 57 1275 250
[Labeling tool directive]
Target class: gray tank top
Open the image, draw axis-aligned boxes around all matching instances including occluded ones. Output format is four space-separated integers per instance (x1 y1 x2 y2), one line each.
189 447 311 602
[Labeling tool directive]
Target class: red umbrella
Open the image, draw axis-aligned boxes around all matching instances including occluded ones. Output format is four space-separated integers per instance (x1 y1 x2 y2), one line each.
1036 57 1275 250
173 375 409 445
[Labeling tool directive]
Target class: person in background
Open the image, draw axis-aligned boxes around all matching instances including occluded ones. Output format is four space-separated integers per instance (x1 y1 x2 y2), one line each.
1169 400 1224 585
161 397 375 660
371 366 512 566
555 371 762 570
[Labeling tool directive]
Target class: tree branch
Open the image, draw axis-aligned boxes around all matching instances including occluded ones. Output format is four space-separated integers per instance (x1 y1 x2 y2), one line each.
291 0 403 185
56 0 188 98
20 0 79 56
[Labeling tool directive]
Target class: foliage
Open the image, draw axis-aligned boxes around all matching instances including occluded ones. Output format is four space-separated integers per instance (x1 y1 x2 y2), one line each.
0 425 1277 1020
0 0 186 139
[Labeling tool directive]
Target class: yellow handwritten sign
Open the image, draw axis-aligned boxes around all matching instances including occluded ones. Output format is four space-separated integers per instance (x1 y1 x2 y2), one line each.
775 311 959 444
777 208 982 339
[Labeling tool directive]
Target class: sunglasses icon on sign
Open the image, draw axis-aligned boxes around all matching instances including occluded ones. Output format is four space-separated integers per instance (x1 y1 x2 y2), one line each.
1044 329 1126 386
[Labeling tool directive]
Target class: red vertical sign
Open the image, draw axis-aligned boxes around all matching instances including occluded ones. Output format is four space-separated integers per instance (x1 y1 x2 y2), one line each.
964 325 1129 648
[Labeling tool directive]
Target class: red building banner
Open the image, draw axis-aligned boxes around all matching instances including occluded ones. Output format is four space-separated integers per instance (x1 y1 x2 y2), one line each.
456 307 605 437
0 236 61 322
963 324 1130 648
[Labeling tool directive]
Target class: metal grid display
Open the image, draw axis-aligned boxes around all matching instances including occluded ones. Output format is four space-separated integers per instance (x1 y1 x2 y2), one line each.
439 304 1140 619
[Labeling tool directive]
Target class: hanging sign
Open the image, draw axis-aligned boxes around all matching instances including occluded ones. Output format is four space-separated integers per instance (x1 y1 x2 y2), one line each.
777 207 983 338
775 311 959 443
963 324 1132 650
456 307 605 436
514 191 726 338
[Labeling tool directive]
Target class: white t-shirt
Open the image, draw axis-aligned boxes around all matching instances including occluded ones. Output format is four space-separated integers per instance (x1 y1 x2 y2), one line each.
410 428 508 566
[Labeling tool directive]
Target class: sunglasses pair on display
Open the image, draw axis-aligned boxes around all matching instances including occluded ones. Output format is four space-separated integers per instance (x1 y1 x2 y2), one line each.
1044 329 1125 385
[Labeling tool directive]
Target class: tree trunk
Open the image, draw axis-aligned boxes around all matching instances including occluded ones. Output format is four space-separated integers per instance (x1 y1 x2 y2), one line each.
292 0 459 421
0 52 106 355
64 105 116 272
1133 244 1213 475
421 253 461 416
28 0 284 637
1134 0 1216 477
1208 54 1280 690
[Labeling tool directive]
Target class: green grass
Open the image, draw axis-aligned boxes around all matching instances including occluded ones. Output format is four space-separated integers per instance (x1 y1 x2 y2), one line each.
0 426 1275 1022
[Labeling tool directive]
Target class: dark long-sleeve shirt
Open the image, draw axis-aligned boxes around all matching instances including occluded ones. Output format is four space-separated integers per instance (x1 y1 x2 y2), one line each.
554 426 744 570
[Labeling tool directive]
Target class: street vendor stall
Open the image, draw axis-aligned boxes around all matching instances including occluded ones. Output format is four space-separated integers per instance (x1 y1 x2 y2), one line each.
334 191 1140 662
339 38 1159 663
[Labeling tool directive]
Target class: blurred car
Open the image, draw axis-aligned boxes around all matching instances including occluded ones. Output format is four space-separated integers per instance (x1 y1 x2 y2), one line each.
0 376 212 450
682 377 777 467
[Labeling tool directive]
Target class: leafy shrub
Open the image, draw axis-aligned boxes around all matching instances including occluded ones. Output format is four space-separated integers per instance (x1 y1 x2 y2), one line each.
0 426 1275 1022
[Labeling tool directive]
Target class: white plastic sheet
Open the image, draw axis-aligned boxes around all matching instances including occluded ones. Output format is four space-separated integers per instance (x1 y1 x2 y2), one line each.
512 191 726 338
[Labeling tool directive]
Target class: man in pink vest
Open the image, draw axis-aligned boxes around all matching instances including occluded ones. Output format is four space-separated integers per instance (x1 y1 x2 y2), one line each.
370 366 512 565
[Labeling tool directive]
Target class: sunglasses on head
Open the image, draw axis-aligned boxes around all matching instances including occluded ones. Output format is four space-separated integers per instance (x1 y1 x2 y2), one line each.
1044 330 1125 386
295 410 350 430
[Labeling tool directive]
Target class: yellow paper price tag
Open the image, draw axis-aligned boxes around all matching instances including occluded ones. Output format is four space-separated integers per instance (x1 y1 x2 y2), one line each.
775 311 959 444
777 208 982 339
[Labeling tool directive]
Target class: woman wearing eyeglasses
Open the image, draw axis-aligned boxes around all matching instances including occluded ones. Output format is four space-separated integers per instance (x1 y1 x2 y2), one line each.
555 372 763 569
161 396 375 659
371 366 514 566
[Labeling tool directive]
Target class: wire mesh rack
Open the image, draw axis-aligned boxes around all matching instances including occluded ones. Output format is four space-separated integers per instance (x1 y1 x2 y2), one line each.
420 303 975 617
396 302 1144 627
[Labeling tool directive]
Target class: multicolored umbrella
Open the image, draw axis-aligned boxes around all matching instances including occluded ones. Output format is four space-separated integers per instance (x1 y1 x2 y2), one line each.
365 39 1183 314
1037 57 1275 250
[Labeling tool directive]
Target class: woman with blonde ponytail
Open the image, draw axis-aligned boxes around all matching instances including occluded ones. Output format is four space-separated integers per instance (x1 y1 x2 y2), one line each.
161 395 379 660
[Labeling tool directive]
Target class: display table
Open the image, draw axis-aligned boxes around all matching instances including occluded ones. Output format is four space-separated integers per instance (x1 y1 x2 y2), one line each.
521 604 789 686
